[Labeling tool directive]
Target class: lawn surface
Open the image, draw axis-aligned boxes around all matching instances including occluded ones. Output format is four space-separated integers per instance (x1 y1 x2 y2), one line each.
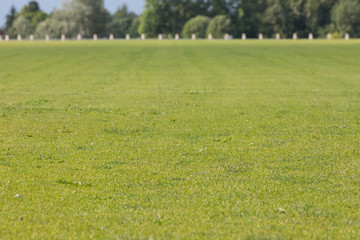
1 40 360 239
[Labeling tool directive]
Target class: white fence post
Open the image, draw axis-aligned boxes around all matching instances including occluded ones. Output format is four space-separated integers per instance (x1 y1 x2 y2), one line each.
345 33 349 40
308 33 313 40
293 33 297 40
242 33 246 40
61 34 65 41
175 34 179 40
29 35 34 41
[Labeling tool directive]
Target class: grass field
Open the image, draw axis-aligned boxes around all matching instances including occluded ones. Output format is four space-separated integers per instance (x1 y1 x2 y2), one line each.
1 40 360 239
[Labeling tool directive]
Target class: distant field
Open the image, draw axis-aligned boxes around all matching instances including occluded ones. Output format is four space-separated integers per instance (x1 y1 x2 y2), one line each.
1 40 360 239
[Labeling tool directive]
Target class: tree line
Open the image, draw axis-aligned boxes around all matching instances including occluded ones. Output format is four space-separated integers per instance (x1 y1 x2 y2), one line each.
2 0 360 39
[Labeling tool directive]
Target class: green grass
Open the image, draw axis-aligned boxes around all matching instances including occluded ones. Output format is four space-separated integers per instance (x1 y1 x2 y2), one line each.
1 40 360 239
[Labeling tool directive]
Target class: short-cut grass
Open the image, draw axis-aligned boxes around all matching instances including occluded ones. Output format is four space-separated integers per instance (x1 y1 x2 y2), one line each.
1 40 360 239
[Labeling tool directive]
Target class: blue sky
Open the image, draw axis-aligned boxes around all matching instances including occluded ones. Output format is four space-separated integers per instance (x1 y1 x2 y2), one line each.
1 0 145 27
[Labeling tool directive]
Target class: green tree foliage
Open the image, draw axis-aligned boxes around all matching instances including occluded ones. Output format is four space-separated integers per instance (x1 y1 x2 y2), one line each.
234 0 268 38
69 0 110 37
35 10 69 38
109 4 139 38
11 0 360 39
262 0 305 38
129 18 140 38
134 0 349 39
12 16 31 37
260 0 339 38
138 0 241 37
19 1 48 33
332 0 360 37
84 0 111 37
139 0 210 37
304 0 338 36
139 0 178 37
20 1 40 13
5 6 17 30
206 15 231 38
138 7 158 37
182 15 211 38
36 0 110 38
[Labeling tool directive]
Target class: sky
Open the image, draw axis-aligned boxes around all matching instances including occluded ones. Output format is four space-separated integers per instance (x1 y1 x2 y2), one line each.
1 0 145 27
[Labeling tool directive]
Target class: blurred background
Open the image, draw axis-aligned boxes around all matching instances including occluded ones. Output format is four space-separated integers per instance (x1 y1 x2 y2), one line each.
1 0 359 39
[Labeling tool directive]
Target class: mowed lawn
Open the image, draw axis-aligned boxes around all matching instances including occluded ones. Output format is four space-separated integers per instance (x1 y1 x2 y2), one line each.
1 40 360 239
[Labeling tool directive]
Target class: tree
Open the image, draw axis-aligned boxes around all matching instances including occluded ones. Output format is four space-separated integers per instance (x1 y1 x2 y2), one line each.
67 0 110 37
35 10 70 38
139 0 176 37
207 0 231 16
139 0 211 37
30 11 48 31
12 16 31 37
36 0 110 38
109 4 138 38
16 0 349 39
138 7 160 37
262 0 305 38
138 0 243 37
262 0 340 38
35 19 50 38
206 15 231 38
332 0 360 37
235 0 269 38
129 18 140 38
21 1 40 13
303 0 338 36
182 15 211 38
87 0 111 37
19 1 47 33
5 6 17 30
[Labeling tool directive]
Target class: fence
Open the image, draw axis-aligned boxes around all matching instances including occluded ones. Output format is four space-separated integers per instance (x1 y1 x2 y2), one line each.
0 33 354 41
